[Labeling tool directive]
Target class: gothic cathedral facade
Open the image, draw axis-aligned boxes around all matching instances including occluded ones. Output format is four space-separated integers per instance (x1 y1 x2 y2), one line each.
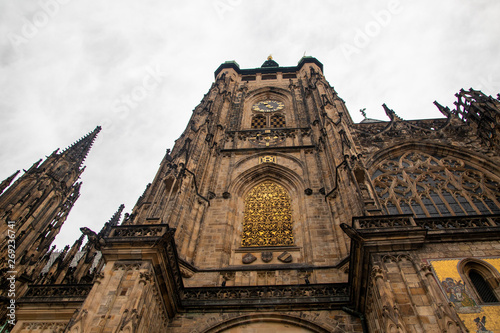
1 57 500 332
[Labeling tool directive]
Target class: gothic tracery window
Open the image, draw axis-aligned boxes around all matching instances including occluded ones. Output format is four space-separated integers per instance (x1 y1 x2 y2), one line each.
371 152 500 217
241 181 294 247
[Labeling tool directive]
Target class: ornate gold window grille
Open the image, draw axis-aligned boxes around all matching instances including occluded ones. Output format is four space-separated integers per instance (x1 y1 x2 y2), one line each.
251 114 286 129
241 181 294 247
372 152 500 217
251 115 266 129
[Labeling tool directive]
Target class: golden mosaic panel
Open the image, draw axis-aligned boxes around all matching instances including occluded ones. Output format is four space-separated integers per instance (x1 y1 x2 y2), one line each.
241 181 294 247
458 306 500 332
430 258 500 331
431 259 461 282
484 258 500 273
430 259 477 307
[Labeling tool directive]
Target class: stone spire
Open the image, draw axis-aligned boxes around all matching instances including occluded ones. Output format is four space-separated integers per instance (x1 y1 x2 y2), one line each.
0 126 101 311
99 204 125 237
61 126 101 168
109 204 125 227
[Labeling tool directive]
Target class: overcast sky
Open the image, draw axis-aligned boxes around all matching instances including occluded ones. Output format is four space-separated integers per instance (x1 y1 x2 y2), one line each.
1 0 499 249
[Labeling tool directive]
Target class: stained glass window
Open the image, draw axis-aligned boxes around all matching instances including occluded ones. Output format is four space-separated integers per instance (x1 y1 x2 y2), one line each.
371 152 500 217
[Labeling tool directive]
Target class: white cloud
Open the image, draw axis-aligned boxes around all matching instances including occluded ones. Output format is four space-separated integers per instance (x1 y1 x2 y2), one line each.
0 0 499 248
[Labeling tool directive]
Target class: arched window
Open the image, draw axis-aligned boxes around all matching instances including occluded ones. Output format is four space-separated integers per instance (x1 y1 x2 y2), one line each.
251 115 267 129
371 152 500 217
469 270 499 303
270 114 286 128
241 181 294 247
251 113 286 129
460 259 500 304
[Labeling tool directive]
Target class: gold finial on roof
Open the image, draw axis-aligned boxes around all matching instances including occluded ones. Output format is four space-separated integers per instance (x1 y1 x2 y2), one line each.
267 54 273 60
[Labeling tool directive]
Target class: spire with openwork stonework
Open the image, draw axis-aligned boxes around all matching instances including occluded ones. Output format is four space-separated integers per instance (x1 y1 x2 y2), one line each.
61 126 101 168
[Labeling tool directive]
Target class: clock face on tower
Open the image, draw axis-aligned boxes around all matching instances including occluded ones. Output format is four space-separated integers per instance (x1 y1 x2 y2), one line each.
252 100 284 113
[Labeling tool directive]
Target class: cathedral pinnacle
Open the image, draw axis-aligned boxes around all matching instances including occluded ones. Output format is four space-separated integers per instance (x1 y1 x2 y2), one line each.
108 204 125 227
433 101 452 117
61 126 101 168
0 170 20 195
98 204 125 237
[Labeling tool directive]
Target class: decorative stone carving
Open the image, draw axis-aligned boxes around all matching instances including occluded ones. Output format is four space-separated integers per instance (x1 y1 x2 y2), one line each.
180 267 194 278
110 225 166 238
139 271 152 284
371 265 384 280
181 283 350 304
222 272 235 281
259 155 276 164
242 253 257 264
23 284 93 299
21 322 67 330
261 251 273 263
248 130 285 147
113 262 143 271
278 251 292 263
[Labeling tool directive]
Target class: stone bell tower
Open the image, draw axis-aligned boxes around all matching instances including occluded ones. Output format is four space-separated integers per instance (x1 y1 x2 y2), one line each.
39 57 367 332
126 55 373 274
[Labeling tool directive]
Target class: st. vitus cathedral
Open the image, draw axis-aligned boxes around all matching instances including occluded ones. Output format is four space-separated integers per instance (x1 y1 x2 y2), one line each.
1 57 500 332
